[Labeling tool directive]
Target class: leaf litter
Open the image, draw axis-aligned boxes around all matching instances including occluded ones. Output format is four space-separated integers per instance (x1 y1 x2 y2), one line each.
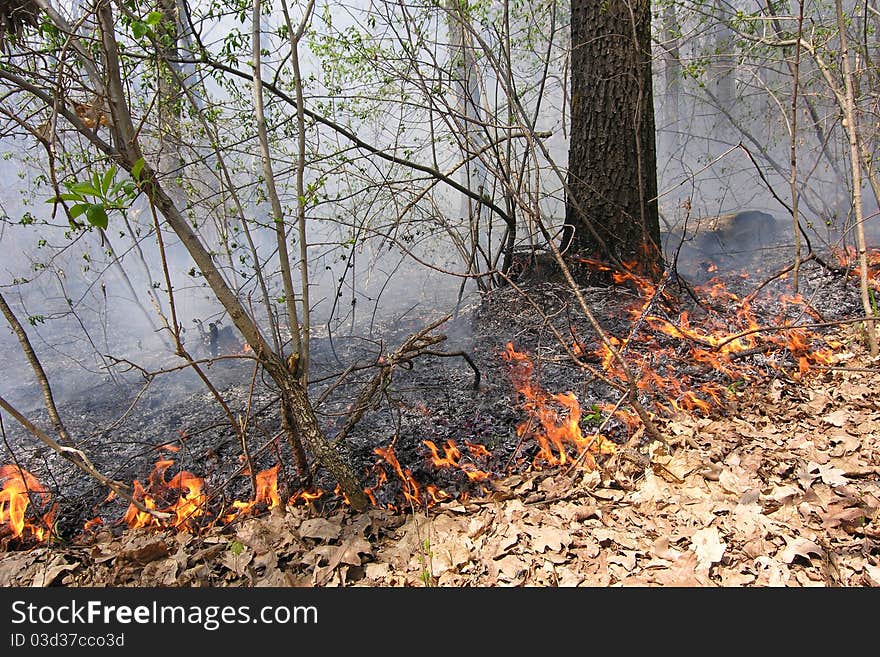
1 340 878 588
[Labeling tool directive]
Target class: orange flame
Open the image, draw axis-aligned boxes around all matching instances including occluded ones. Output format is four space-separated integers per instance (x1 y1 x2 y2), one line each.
423 439 490 482
0 464 56 542
374 444 422 507
501 344 615 470
122 459 206 530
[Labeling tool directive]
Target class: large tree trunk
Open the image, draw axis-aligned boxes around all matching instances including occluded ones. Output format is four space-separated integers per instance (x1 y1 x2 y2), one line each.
563 0 661 276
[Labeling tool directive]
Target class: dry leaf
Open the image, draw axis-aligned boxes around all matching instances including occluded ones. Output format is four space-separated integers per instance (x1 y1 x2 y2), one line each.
30 556 77 587
690 526 726 569
719 469 742 495
331 537 373 567
365 562 390 580
528 526 571 553
814 463 848 487
299 517 342 542
865 564 880 587
779 536 824 564
118 537 170 564
821 409 848 427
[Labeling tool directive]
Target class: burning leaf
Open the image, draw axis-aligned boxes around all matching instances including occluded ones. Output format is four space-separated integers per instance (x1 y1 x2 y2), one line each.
690 526 726 569
0 464 56 542
779 536 823 564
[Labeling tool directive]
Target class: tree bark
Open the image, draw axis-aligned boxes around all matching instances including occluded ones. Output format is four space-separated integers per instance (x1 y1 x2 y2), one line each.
563 0 661 276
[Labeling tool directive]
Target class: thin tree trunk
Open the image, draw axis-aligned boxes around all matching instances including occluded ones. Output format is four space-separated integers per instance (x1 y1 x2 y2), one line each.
835 0 878 355
96 0 369 509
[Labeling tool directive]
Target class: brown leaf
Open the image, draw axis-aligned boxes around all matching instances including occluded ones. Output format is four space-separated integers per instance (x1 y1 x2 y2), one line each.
821 409 848 428
527 526 571 553
814 463 849 487
779 536 824 564
299 517 342 542
0 552 38 586
690 527 726 569
865 564 880 587
118 536 170 565
30 555 77 587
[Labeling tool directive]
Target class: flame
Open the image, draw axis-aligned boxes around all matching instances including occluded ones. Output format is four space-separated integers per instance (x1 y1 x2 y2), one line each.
222 464 285 522
571 258 844 413
501 344 615 470
83 516 103 533
122 459 206 530
0 464 56 542
423 439 490 482
373 444 422 507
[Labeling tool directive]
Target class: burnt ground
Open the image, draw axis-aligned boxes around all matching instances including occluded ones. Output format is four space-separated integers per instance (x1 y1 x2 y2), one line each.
1 242 879 586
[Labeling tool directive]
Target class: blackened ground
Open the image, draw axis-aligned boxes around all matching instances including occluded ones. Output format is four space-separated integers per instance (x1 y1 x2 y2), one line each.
1 246 872 541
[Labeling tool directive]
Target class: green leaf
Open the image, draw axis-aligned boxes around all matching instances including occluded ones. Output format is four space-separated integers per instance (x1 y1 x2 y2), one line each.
101 166 117 195
85 204 108 229
69 182 100 197
145 11 163 25
48 193 85 203
69 204 87 220
132 21 148 39
131 157 145 182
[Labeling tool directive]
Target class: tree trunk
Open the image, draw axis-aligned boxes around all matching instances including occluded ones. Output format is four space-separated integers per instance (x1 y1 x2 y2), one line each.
563 0 661 276
661 3 682 153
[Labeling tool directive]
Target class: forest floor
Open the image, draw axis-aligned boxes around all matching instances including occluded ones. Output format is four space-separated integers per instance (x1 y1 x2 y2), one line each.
1 255 879 587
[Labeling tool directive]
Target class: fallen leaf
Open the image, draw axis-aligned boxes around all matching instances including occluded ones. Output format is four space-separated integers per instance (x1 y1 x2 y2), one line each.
118 537 170 564
330 537 373 567
821 409 848 428
30 556 77 587
814 463 848 487
299 517 342 542
527 526 571 553
690 527 726 569
779 536 824 564
365 562 390 580
865 564 880 587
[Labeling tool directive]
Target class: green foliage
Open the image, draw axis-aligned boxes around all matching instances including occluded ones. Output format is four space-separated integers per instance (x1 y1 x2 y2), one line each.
584 403 603 425
418 537 435 587
48 165 140 230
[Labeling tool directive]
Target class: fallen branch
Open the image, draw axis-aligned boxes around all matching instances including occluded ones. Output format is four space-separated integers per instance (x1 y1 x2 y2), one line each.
333 315 453 446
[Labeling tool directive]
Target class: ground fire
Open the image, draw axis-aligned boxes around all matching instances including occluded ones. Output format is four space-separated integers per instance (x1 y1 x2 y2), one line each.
0 251 871 545
0 464 56 543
